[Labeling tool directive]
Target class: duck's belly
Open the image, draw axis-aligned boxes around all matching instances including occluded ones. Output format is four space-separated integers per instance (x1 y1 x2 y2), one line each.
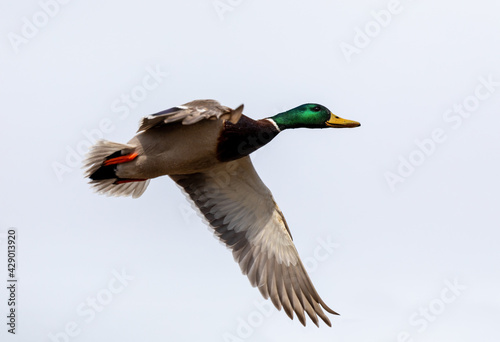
117 119 224 179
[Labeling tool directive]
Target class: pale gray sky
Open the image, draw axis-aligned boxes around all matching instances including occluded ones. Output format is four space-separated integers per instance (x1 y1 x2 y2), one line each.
1 0 499 341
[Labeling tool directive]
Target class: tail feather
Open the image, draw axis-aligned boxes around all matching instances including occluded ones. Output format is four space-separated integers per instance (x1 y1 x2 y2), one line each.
88 178 150 198
83 140 150 198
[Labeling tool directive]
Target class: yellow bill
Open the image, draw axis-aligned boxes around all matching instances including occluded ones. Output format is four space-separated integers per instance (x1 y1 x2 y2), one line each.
326 112 361 128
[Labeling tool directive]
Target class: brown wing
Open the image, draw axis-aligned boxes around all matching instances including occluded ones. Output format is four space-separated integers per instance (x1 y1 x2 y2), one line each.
171 156 338 326
138 99 243 132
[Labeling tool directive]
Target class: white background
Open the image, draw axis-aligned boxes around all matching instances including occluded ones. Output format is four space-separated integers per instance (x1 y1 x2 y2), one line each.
1 0 499 341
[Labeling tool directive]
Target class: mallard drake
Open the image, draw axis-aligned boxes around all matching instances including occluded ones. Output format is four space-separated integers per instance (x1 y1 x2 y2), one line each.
84 99 360 326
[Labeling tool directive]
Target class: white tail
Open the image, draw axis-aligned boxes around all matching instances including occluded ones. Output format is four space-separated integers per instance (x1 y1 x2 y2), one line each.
83 140 150 198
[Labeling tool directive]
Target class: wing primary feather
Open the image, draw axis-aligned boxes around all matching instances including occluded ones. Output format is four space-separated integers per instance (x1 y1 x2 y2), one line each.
246 247 263 287
300 291 319 327
238 244 256 278
275 263 294 320
267 261 282 311
288 265 309 325
297 260 339 316
254 256 269 299
283 266 306 326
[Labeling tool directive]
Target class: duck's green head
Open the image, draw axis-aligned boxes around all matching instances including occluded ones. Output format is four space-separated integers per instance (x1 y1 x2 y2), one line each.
270 104 360 130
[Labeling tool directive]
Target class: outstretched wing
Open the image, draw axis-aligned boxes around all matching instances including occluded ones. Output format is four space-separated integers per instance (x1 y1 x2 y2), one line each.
170 156 338 326
138 99 243 132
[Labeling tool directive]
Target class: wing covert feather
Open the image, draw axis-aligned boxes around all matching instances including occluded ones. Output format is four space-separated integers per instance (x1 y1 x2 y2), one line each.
138 99 243 132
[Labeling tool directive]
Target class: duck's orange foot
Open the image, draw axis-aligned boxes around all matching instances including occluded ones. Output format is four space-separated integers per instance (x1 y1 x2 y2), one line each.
104 152 139 166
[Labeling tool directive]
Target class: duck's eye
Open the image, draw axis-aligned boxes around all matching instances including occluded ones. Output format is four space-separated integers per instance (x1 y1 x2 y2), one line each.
312 106 321 112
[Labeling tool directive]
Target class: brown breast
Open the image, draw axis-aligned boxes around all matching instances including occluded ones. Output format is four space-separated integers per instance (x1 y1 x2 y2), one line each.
216 115 280 162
